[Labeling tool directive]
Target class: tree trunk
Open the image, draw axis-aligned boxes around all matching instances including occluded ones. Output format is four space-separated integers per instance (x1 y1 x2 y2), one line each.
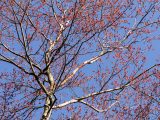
41 60 55 120
41 96 53 120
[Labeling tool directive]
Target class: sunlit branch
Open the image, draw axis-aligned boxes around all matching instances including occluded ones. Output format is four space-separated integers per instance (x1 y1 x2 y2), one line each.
53 64 159 109
79 100 119 113
53 99 119 113
60 49 113 86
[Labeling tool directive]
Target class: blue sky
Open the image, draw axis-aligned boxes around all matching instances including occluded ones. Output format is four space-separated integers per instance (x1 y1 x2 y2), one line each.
0 0 160 119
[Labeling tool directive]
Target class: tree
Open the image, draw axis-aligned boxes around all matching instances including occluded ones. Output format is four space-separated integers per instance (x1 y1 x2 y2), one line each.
0 0 159 119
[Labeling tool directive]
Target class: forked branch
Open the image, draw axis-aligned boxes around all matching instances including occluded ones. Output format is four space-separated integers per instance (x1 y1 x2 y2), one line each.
53 64 159 110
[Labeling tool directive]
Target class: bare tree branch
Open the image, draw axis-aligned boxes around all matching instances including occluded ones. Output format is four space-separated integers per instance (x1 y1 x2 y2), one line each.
53 64 159 109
